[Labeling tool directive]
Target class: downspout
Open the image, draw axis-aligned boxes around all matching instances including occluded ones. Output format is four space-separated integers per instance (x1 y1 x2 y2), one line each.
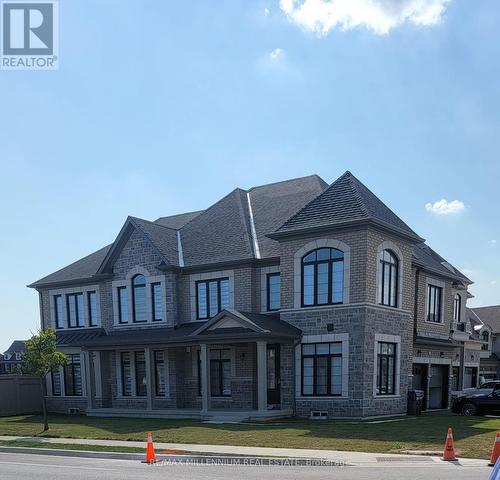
38 289 45 330
413 268 420 338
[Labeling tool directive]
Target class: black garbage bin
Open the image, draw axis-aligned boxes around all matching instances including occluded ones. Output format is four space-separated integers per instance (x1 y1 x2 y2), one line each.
407 390 424 415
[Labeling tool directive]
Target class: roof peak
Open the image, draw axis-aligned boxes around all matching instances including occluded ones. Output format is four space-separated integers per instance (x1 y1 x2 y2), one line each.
271 170 422 242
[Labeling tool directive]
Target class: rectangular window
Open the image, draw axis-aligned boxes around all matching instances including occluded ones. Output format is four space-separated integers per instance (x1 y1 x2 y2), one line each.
135 352 147 397
51 368 61 396
301 343 343 396
118 287 128 324
88 291 98 327
64 354 82 396
154 351 166 396
267 273 281 311
376 342 396 395
426 285 443 323
121 352 132 396
210 349 231 396
54 295 64 329
152 283 163 322
196 278 230 320
67 293 85 328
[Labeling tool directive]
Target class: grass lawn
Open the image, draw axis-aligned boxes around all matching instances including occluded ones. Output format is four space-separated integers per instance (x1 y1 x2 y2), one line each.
0 413 498 459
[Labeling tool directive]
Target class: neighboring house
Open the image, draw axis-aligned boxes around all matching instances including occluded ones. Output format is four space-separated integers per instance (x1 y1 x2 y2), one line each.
0 354 4 374
1 341 27 374
472 306 500 380
28 172 478 419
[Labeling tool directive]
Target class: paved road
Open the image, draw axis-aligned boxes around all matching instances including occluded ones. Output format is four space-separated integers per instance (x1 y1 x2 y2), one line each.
0 451 491 480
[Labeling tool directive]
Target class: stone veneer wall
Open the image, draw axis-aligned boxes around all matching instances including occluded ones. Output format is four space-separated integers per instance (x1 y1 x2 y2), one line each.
282 305 413 418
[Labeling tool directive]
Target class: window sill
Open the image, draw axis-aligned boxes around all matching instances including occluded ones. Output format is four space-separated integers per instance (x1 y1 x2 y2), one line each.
46 395 87 399
424 320 445 325
113 321 168 328
374 394 400 399
296 395 347 400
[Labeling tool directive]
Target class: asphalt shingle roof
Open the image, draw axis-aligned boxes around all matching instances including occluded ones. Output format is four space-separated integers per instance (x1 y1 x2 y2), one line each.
29 172 468 288
4 340 26 355
412 243 471 283
130 217 180 267
274 171 422 240
473 306 500 334
249 175 327 258
154 211 203 229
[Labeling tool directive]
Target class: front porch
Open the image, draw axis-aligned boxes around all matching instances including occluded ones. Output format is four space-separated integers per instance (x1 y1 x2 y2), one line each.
78 310 300 421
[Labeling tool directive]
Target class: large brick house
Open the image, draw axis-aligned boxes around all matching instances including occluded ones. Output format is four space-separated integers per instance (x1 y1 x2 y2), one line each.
29 172 483 419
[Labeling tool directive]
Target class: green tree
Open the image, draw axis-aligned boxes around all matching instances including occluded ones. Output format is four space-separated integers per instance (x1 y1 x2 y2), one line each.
22 329 67 431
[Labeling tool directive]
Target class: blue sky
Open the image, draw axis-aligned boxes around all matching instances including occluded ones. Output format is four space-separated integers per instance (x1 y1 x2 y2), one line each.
0 0 499 351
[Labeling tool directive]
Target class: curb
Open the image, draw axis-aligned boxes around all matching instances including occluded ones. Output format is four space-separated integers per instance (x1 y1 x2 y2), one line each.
0 446 348 467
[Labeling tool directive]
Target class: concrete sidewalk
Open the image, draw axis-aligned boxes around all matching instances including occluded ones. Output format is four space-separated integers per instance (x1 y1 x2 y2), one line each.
0 435 488 468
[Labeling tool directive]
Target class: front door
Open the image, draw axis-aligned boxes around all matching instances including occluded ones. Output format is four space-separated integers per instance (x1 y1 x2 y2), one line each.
429 365 449 409
267 344 280 407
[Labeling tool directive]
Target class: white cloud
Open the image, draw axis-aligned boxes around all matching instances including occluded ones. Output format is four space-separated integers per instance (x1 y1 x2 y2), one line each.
264 7 270 16
279 0 451 36
491 280 497 286
425 199 465 215
489 239 497 247
269 47 285 61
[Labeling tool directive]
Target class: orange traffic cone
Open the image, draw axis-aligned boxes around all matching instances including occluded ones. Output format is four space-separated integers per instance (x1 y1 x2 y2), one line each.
144 432 156 464
442 427 457 461
489 432 500 466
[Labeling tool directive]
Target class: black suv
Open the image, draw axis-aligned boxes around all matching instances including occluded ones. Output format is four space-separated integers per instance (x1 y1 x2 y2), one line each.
452 383 500 416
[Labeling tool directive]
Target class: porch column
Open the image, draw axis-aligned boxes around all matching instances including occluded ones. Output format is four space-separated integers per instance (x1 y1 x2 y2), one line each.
200 344 209 413
145 348 153 411
84 351 95 410
257 341 267 413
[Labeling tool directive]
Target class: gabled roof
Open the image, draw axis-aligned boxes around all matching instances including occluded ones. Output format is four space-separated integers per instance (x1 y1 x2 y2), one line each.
96 216 180 274
4 340 26 355
412 243 471 283
473 306 500 334
271 171 423 242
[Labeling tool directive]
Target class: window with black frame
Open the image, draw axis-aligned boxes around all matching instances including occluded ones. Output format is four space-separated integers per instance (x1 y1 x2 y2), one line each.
154 351 166 396
210 349 231 396
453 293 461 323
51 368 61 396
302 248 344 307
301 343 342 396
426 284 443 323
64 354 82 396
135 351 147 396
66 293 84 328
54 295 64 329
267 272 281 311
118 286 128 324
88 291 98 326
196 278 230 319
376 342 396 395
151 283 163 321
132 275 147 323
121 352 132 396
378 249 398 307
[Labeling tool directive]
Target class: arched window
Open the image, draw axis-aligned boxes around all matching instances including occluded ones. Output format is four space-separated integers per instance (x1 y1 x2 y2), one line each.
132 274 147 323
378 250 398 307
302 248 344 307
453 293 461 323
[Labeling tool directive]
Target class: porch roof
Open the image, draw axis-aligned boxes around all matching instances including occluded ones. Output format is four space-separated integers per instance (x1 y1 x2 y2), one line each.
57 311 301 350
